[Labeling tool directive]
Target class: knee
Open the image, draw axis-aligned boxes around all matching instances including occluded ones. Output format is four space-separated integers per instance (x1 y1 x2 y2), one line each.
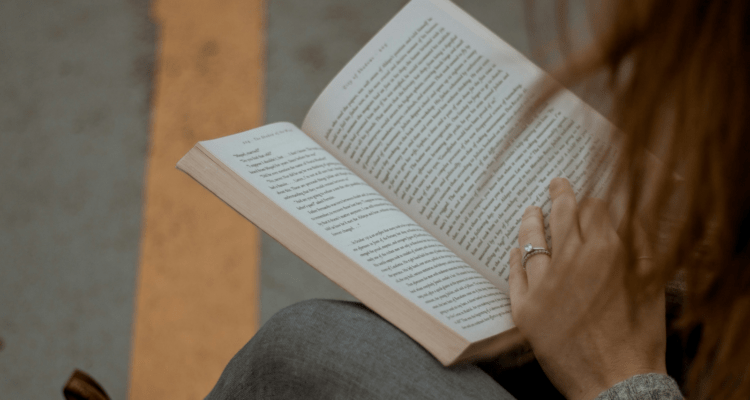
266 298 369 333
207 300 379 398
240 299 380 367
255 299 376 356
257 299 430 367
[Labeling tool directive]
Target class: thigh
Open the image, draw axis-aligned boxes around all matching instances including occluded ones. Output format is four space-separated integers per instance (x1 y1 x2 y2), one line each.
205 299 516 400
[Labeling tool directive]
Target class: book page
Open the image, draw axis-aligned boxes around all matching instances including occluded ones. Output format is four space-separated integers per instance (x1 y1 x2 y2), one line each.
200 122 514 341
302 0 617 292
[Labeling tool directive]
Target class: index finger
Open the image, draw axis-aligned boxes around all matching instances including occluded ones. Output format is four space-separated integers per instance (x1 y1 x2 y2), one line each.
549 177 581 247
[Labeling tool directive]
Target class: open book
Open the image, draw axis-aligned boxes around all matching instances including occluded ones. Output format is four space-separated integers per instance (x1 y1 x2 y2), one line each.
177 0 618 366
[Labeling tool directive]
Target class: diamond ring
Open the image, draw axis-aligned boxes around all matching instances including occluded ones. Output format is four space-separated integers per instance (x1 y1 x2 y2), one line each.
522 243 551 270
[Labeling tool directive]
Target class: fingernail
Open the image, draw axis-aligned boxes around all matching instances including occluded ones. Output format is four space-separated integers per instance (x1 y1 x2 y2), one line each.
550 177 570 188
524 205 539 214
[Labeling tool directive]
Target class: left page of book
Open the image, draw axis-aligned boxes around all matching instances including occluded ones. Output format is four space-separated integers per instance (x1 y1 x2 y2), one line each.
190 122 514 344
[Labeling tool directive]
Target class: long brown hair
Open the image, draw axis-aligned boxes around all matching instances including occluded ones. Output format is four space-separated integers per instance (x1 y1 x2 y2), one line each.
536 0 750 398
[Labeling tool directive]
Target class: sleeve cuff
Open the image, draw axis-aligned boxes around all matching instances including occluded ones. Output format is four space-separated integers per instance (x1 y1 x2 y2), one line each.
595 373 683 400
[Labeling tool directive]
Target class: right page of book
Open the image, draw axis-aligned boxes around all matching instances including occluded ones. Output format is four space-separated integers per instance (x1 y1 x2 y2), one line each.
302 0 618 292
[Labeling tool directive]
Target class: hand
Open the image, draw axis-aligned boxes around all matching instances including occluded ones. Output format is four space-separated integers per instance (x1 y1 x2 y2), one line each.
508 178 667 400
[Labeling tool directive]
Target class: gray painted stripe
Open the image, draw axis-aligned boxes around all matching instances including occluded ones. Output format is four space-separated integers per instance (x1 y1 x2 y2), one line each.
0 0 154 398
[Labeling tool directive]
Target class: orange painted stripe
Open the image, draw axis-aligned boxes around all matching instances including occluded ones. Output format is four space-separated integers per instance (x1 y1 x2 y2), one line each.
129 0 265 398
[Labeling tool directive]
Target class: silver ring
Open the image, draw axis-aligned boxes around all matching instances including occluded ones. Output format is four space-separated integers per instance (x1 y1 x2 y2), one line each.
522 243 551 269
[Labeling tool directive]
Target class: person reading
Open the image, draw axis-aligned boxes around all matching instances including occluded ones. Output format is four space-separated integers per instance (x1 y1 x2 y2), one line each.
200 0 750 399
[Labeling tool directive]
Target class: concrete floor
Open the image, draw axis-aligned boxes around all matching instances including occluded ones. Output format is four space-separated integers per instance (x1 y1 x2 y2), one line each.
0 0 589 398
0 0 153 398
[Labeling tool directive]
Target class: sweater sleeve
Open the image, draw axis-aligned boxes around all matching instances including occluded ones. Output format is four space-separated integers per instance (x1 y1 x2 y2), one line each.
594 373 683 400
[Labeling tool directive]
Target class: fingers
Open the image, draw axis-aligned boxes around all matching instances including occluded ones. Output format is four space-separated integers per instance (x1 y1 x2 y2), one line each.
632 217 653 259
508 247 527 301
518 206 551 283
549 178 581 248
578 197 614 242
632 217 656 276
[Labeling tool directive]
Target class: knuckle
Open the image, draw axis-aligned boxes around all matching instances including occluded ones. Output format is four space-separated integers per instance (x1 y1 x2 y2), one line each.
518 229 543 246
592 233 619 256
605 230 621 246
580 197 604 209
554 194 577 212
522 206 542 221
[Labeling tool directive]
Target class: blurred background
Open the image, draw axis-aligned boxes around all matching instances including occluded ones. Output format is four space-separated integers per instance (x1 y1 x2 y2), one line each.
0 0 589 398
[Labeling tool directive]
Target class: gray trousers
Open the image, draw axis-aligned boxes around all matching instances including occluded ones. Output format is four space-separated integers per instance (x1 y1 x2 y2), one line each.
204 299 524 400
